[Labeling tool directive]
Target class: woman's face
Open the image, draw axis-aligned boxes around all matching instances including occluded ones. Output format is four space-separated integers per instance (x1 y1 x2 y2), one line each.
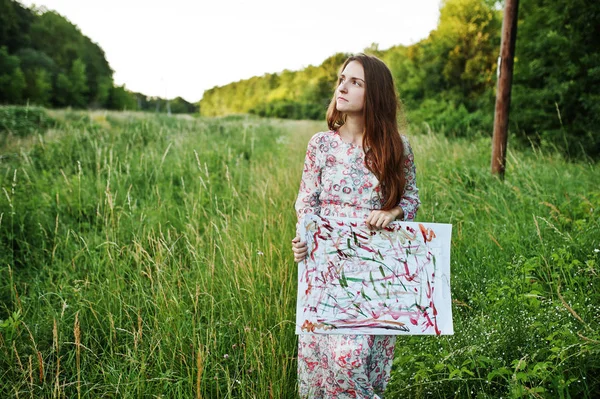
336 60 365 115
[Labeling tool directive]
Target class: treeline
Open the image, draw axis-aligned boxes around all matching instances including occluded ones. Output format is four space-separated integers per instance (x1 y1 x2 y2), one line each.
0 0 197 113
200 0 600 159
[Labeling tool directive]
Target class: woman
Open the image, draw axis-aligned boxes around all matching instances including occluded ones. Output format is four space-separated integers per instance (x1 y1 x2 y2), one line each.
292 53 421 398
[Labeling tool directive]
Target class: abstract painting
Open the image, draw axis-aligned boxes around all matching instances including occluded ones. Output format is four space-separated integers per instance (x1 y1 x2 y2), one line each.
296 215 453 335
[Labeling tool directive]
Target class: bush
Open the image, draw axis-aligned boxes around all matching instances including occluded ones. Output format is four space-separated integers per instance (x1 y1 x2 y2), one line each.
0 105 55 145
249 100 326 120
407 98 493 138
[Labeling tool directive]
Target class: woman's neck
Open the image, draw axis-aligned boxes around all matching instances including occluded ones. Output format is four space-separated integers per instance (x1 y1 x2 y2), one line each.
339 115 365 145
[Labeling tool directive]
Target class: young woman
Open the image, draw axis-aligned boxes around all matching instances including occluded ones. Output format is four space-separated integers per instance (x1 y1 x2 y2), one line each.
291 53 421 398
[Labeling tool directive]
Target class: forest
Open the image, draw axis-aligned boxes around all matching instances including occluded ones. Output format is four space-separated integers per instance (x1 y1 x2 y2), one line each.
200 0 600 159
0 0 196 113
1 0 599 157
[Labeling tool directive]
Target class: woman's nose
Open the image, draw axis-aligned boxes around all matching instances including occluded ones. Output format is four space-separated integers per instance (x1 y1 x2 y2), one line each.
338 83 347 94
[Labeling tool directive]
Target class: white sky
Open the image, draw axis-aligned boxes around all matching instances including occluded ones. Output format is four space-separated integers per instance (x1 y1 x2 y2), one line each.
20 0 441 103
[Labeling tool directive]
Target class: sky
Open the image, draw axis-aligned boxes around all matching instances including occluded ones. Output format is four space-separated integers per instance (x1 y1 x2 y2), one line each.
20 0 442 103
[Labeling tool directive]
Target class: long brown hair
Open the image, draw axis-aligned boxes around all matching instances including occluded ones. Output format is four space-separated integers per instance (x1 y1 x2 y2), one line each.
326 53 406 210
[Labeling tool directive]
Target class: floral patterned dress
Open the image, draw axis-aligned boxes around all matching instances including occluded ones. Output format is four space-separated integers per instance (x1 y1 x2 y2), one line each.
295 130 420 399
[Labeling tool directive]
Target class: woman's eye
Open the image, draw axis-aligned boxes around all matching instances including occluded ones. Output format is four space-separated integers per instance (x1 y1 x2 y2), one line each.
353 80 361 86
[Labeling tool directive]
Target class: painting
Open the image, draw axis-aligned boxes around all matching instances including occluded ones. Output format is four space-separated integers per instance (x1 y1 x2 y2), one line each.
296 215 453 335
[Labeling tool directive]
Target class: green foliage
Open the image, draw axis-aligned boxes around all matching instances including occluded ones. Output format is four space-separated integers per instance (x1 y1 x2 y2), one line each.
201 53 345 119
53 72 70 107
67 58 88 107
108 84 137 110
0 0 34 52
169 96 198 114
386 134 600 398
200 0 502 133
32 68 52 106
0 110 303 397
511 0 600 158
0 113 598 397
0 105 55 146
199 0 599 160
250 99 326 120
16 48 56 106
408 97 494 137
2 0 599 156
0 1 118 109
0 46 26 104
381 0 501 138
0 309 21 343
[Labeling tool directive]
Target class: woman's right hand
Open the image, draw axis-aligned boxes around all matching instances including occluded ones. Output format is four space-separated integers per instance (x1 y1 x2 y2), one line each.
292 236 308 263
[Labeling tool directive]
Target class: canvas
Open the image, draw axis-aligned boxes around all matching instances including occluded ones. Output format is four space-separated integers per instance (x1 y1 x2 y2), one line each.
296 215 453 335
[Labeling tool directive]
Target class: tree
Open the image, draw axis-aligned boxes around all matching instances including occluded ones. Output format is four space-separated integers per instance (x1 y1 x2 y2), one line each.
0 0 34 53
53 72 70 107
68 58 88 107
17 47 57 106
0 46 26 103
511 0 600 157
108 85 137 110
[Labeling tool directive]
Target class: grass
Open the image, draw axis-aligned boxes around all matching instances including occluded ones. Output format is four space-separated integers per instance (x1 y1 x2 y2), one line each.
0 109 598 398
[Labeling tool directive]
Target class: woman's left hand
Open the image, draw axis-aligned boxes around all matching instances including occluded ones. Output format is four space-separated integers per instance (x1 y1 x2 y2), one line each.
365 207 403 230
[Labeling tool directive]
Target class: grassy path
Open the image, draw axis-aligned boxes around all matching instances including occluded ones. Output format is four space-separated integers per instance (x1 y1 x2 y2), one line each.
0 111 598 398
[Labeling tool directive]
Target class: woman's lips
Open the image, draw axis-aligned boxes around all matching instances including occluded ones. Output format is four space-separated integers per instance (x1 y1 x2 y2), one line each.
337 97 348 102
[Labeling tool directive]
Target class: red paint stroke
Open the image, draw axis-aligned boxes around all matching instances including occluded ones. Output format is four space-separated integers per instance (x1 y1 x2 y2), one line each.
310 225 321 260
305 280 313 296
419 224 437 243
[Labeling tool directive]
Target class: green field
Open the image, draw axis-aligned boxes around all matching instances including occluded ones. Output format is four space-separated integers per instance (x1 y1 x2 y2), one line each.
1 110 599 398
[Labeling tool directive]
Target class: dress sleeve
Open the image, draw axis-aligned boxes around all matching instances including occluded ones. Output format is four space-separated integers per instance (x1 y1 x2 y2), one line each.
295 133 322 222
398 136 421 222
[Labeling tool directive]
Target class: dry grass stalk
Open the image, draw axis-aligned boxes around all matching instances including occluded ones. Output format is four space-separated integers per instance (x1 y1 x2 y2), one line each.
487 231 503 250
37 350 43 383
53 319 61 398
196 341 204 399
557 284 588 328
28 355 33 394
533 215 543 243
577 332 600 344
13 341 24 373
74 312 81 399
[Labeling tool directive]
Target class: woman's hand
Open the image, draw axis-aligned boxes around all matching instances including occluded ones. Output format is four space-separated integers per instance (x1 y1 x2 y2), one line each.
366 207 403 230
292 236 308 263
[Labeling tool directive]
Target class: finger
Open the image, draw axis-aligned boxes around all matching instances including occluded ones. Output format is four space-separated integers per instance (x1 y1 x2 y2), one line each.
381 216 392 228
380 215 391 228
383 216 393 228
373 214 384 228
293 243 308 253
292 236 300 243
365 211 375 228
292 241 307 250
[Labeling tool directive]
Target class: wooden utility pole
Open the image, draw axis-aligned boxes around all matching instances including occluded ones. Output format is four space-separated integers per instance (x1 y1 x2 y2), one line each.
491 0 519 178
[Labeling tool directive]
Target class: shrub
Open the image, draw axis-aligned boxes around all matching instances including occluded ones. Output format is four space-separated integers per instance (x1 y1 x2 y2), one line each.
0 105 55 144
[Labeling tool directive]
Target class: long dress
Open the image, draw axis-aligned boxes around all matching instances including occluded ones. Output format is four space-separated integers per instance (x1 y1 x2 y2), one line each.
295 130 421 399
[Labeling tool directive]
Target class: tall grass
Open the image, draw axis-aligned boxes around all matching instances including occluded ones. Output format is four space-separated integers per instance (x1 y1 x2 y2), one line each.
0 111 598 398
388 127 600 398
